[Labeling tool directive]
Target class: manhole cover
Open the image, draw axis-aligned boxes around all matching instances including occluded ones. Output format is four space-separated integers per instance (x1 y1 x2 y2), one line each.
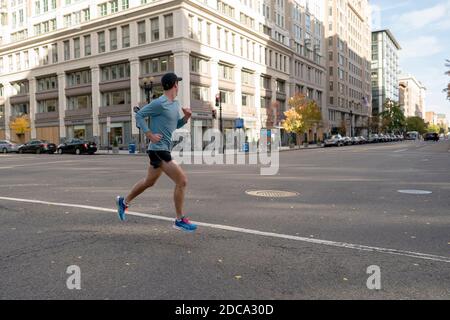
397 190 432 195
246 190 299 198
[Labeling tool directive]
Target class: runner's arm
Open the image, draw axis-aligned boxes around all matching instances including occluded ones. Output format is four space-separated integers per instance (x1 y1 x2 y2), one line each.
177 116 188 129
135 100 162 133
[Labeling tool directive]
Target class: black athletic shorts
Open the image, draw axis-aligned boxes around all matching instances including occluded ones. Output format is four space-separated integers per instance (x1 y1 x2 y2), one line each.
148 150 172 169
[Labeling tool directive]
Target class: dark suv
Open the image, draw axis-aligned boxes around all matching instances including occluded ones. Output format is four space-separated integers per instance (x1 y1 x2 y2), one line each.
424 133 439 141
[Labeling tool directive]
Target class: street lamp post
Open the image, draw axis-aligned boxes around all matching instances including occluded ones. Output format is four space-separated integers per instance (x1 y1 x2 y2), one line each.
141 76 154 153
350 110 353 137
215 92 224 153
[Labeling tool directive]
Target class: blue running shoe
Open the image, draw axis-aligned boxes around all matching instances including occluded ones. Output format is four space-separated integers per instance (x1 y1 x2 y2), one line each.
116 196 128 221
173 216 197 232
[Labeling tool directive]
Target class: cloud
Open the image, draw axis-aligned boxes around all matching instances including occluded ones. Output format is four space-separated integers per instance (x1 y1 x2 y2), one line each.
399 36 444 59
395 1 450 30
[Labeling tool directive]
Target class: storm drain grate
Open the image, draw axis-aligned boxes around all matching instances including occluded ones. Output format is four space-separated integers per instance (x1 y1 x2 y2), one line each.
245 190 299 198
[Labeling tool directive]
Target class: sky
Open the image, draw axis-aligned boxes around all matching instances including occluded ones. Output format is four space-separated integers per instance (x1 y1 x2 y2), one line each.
370 0 450 120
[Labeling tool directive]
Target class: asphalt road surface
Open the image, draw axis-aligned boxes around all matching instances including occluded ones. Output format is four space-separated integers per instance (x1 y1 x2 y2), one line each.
1 140 449 299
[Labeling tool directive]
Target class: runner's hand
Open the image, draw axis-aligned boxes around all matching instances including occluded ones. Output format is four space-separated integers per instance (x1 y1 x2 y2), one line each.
182 107 192 119
146 132 162 143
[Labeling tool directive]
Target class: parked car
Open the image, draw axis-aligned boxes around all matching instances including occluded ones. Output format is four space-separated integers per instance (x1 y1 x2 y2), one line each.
324 134 344 147
387 134 396 141
57 139 97 155
342 136 352 145
368 134 380 143
18 140 57 154
381 134 390 142
423 132 439 141
406 131 419 140
0 140 20 153
359 136 368 144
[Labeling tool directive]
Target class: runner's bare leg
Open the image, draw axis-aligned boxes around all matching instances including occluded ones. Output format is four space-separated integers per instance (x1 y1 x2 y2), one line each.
125 165 163 205
160 160 187 220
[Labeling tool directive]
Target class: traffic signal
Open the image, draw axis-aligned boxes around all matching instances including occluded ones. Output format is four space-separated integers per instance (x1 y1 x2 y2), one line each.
212 109 217 119
215 93 220 107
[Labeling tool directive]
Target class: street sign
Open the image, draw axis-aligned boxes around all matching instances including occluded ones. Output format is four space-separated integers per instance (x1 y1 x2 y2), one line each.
107 116 111 133
235 118 244 129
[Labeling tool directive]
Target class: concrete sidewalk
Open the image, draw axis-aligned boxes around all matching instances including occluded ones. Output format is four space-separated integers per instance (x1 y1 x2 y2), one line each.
95 144 323 155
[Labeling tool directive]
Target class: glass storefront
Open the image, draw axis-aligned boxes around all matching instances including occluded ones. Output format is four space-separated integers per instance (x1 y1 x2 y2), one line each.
66 124 93 141
100 121 131 147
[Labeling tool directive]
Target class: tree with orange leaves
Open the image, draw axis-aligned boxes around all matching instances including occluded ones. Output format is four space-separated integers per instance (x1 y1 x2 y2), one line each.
282 94 322 142
9 115 31 136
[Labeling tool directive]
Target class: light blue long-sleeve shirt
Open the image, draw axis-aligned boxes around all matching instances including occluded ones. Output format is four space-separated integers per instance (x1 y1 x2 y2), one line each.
135 95 187 151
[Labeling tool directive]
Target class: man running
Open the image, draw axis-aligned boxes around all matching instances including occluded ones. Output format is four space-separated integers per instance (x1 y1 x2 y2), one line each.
116 72 197 232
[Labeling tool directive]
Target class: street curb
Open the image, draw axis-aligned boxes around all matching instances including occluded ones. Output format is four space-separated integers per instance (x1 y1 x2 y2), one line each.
94 146 324 156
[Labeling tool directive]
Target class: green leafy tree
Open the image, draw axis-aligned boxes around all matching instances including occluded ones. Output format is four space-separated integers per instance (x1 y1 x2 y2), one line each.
380 99 406 133
427 124 440 133
406 116 427 134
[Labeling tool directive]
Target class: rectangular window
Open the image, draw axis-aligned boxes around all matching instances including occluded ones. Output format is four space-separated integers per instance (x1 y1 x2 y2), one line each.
206 22 211 45
33 49 39 66
74 11 81 25
24 51 29 68
98 31 105 53
224 30 228 51
67 95 91 111
73 38 80 58
64 40 70 60
16 53 22 69
190 56 208 74
218 64 233 80
138 21 146 44
121 0 129 10
35 1 40 15
197 18 203 41
191 85 209 102
109 28 117 50
164 14 173 39
84 35 91 56
150 17 159 41
121 25 130 48
276 80 285 93
38 99 57 113
110 0 118 13
98 3 107 17
42 46 49 65
217 27 221 48
83 8 90 22
242 94 251 107
34 24 41 35
63 14 71 27
188 15 194 39
241 71 253 85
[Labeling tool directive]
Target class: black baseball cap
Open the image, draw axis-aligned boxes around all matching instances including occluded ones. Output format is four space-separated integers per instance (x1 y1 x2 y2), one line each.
161 72 182 90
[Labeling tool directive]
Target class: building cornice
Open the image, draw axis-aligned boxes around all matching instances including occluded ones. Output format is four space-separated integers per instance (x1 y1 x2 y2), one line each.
372 29 401 50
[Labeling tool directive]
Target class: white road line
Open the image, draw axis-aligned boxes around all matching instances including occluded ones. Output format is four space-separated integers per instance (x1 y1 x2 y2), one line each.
1 195 449 264
1 160 79 168
393 149 409 153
